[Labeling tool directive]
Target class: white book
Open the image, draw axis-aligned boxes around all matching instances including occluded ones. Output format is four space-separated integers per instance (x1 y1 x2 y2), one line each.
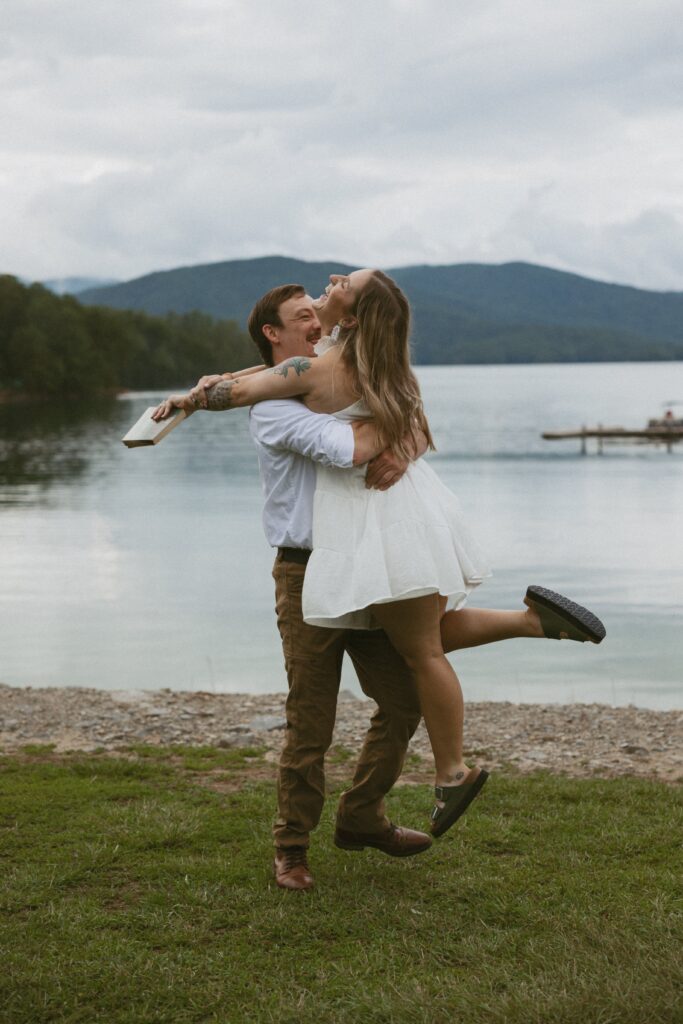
122 406 187 448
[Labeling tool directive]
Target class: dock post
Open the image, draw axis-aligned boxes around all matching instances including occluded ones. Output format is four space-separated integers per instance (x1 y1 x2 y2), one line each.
581 426 587 455
597 424 603 455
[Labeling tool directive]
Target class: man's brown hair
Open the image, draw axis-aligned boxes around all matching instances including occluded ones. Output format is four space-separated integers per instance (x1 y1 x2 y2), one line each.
247 284 306 366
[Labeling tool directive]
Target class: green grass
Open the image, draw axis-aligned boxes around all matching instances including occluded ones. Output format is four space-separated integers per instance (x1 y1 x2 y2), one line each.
328 744 355 765
0 751 681 1024
123 744 268 774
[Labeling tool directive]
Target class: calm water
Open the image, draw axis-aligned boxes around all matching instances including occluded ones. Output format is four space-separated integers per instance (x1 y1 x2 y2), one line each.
1 363 682 709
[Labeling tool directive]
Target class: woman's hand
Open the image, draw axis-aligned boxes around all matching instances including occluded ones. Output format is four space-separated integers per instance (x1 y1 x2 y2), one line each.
151 393 197 421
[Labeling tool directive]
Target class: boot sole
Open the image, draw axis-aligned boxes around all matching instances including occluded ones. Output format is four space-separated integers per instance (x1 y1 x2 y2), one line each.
525 585 606 643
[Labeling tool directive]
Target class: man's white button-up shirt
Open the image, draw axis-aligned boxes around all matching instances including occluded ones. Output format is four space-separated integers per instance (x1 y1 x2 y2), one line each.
249 399 354 550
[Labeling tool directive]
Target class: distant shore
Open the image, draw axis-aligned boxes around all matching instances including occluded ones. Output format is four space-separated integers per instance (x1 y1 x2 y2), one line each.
0 387 124 405
1 682 680 783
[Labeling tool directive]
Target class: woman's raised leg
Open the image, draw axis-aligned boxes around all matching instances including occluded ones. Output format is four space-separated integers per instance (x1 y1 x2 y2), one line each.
440 586 606 651
440 604 543 652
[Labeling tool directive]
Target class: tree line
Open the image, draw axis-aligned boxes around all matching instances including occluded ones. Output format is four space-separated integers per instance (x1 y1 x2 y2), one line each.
0 276 256 398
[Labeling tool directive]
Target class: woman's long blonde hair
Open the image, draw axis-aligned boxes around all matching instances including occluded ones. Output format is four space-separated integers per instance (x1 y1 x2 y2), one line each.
339 270 435 460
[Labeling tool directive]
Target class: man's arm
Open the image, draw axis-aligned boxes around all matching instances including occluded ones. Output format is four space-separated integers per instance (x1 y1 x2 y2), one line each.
227 364 266 380
250 401 424 481
352 421 429 469
250 400 356 469
351 420 385 465
260 405 418 481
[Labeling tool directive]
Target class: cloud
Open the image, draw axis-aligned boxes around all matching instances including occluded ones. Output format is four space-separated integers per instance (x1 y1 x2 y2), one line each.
492 200 683 290
1 0 682 288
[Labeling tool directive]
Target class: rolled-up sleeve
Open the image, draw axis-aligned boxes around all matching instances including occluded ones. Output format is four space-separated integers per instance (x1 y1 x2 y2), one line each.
250 401 355 468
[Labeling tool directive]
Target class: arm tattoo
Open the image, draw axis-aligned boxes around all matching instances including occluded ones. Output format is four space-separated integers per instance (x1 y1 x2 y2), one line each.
205 379 235 410
273 357 312 379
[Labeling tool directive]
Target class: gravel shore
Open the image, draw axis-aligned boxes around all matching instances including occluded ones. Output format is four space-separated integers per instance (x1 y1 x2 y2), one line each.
1 682 680 783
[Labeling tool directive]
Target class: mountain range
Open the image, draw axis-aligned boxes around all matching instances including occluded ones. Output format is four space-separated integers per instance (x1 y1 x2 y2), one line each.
78 257 683 365
41 276 120 295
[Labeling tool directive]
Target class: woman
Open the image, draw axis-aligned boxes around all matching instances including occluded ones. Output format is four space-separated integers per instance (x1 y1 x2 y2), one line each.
153 269 605 836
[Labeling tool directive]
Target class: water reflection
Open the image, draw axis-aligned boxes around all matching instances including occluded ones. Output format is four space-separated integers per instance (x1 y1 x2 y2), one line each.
0 397 126 503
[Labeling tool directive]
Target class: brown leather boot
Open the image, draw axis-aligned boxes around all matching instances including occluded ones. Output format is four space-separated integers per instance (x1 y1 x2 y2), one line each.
334 822 432 858
273 846 314 891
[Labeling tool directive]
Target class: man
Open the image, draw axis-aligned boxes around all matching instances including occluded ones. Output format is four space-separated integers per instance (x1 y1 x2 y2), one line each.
194 283 432 891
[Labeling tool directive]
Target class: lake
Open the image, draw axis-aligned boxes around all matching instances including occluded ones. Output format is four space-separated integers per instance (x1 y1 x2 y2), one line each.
1 362 682 709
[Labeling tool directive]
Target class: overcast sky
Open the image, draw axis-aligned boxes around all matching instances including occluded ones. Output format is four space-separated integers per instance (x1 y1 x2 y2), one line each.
2 0 682 289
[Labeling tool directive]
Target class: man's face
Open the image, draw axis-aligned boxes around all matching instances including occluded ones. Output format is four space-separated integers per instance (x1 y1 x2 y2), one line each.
266 294 322 363
312 268 374 325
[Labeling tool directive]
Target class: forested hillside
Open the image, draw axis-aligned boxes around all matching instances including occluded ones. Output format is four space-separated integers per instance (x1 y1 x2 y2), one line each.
0 276 254 398
79 256 683 364
5 256 683 397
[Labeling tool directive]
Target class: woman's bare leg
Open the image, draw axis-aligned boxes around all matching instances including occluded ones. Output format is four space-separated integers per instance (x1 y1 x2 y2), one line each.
370 594 468 789
440 604 543 653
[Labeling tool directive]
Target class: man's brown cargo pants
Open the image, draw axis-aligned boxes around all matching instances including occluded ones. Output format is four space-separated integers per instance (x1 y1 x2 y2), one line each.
272 550 422 848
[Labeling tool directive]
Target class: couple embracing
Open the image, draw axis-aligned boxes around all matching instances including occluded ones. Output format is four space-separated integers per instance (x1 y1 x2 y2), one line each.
154 269 605 891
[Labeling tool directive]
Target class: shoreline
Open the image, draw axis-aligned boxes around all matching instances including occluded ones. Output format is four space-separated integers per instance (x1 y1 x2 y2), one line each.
0 387 125 406
1 682 680 783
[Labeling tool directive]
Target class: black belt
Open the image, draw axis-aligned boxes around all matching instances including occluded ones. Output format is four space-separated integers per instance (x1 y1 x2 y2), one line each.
278 547 312 564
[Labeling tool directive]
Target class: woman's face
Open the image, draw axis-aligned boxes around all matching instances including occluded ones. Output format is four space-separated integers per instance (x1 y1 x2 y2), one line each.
313 268 374 324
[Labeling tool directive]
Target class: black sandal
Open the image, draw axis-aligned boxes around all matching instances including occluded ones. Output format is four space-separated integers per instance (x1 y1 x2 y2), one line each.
524 585 606 644
430 766 489 837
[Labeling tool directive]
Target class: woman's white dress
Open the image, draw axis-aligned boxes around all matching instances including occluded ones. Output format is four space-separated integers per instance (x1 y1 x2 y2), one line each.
302 399 491 629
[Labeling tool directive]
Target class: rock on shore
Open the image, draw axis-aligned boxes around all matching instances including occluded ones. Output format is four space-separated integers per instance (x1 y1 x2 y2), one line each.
0 682 680 782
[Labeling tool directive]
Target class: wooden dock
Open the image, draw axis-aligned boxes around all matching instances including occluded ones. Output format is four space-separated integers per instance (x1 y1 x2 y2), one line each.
542 425 683 454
